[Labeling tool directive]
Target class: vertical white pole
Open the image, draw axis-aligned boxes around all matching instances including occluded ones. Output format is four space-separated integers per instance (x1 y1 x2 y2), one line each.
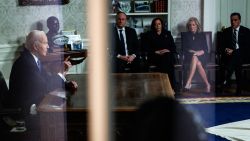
203 0 218 34
87 0 110 141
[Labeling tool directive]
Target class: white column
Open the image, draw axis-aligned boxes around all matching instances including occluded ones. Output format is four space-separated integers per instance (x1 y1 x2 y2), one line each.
87 1 110 141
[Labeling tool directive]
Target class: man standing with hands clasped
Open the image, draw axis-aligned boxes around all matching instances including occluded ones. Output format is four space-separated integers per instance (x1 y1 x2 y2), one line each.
221 12 250 95
110 11 139 73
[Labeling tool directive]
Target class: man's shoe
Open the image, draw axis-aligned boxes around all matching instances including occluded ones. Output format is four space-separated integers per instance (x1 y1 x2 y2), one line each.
223 80 231 88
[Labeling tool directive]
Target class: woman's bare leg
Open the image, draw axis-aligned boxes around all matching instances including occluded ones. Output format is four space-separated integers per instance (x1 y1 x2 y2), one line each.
197 61 210 92
185 56 198 88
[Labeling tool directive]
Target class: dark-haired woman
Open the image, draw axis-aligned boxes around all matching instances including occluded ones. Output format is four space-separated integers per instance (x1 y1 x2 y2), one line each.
143 17 177 92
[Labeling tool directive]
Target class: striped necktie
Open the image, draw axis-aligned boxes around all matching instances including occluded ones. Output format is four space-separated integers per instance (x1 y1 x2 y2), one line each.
37 59 41 71
119 29 126 54
232 29 237 49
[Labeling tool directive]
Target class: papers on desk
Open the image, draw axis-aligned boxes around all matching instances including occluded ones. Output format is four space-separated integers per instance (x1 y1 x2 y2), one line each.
206 119 250 141
10 127 27 133
49 91 67 99
44 104 64 110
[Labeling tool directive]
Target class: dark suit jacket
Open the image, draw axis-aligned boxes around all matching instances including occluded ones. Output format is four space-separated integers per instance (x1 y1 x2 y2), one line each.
142 30 177 68
9 48 64 114
112 26 139 56
182 32 208 66
221 25 250 64
111 26 139 72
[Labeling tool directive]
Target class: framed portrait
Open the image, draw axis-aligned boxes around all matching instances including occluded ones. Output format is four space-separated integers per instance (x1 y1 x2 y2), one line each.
134 1 150 12
18 0 69 6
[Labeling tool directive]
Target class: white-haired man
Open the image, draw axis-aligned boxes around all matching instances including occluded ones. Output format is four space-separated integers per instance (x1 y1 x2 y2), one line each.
9 30 77 115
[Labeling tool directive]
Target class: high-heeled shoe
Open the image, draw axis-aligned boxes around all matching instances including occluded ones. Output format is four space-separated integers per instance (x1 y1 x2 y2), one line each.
184 83 192 90
206 84 211 93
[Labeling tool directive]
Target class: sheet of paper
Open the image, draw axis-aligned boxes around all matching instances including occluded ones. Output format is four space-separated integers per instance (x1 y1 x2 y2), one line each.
206 119 250 141
49 91 66 99
10 127 27 133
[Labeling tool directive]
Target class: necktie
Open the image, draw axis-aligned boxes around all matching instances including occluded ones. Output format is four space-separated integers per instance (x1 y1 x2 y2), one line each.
232 29 237 49
37 59 41 71
119 30 125 54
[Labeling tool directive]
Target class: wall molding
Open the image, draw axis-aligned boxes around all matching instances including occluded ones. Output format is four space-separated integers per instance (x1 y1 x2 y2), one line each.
0 44 21 61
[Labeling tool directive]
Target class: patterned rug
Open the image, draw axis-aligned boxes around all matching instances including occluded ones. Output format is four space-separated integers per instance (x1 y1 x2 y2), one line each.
177 96 250 104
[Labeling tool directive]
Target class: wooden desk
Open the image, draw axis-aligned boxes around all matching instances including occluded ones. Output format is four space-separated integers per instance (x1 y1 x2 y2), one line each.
38 73 174 141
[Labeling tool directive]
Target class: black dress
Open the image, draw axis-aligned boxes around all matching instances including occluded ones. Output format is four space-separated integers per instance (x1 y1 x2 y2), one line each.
143 30 177 90
182 32 208 66
182 32 208 67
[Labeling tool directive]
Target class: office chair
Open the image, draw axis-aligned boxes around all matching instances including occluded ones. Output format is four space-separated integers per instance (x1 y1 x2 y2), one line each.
0 71 23 135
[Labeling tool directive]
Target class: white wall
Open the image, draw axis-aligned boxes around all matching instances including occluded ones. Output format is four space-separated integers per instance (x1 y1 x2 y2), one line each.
219 0 250 29
203 0 220 48
170 0 203 37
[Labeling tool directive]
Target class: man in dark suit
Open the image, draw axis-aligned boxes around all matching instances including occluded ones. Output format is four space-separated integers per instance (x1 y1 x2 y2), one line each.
9 30 77 115
110 11 139 73
221 12 250 94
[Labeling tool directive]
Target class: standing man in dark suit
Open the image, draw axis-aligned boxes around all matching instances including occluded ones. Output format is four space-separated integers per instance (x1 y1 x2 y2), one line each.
110 11 139 73
221 12 250 94
9 30 77 115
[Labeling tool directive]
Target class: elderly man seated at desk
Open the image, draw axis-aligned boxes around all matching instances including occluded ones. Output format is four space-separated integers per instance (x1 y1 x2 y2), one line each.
9 30 78 118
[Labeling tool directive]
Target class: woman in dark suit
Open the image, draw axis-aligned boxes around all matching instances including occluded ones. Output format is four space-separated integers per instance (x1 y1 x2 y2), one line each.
182 17 210 93
143 17 177 92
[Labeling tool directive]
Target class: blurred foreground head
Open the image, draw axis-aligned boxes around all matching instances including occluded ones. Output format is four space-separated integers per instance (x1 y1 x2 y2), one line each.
133 96 207 141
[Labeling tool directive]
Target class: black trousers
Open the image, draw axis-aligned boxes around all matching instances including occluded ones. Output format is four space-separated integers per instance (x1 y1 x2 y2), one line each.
113 58 140 73
224 49 242 92
149 54 176 91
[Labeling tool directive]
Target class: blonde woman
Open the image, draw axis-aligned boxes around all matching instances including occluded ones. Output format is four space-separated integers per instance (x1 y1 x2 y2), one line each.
182 17 210 93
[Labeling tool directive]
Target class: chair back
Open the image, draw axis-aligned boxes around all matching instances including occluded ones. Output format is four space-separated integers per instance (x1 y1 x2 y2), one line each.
203 32 215 63
0 71 8 109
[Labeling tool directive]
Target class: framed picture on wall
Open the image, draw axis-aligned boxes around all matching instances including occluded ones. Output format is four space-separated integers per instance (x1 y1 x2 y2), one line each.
18 0 70 6
119 0 132 13
134 1 150 12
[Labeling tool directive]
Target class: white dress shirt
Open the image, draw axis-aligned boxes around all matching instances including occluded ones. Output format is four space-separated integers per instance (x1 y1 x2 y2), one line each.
116 27 128 56
234 26 240 49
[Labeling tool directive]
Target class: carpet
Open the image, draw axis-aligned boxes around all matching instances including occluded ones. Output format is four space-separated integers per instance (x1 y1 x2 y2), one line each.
176 97 250 141
177 96 250 104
